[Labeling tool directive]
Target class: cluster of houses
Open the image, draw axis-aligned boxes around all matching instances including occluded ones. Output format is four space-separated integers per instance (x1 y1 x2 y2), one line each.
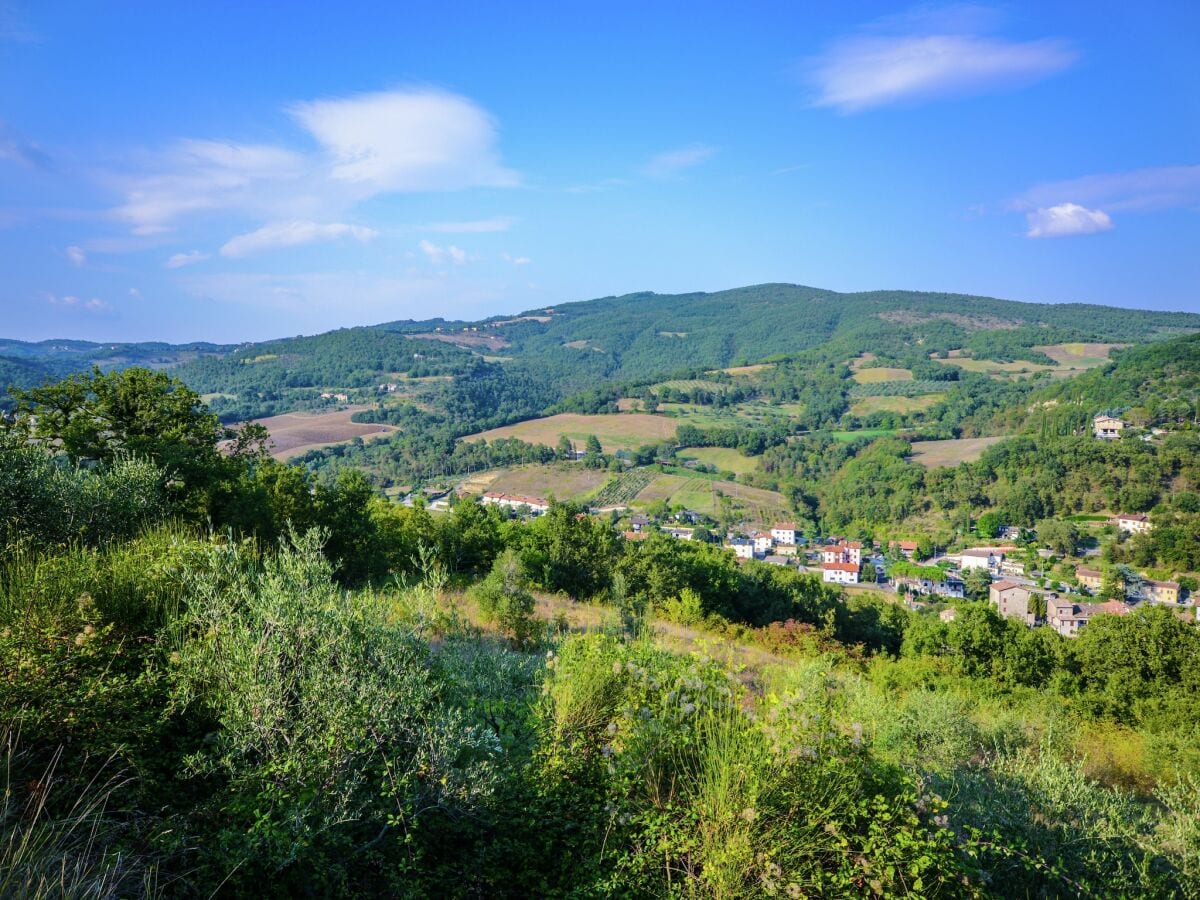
480 491 551 515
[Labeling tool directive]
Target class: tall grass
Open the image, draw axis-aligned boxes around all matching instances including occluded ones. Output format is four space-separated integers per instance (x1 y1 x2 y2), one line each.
0 728 153 899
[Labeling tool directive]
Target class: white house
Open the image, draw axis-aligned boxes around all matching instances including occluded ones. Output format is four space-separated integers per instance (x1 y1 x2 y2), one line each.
1112 513 1152 534
771 522 797 546
727 538 754 560
821 541 863 566
958 548 1002 571
822 561 860 584
751 532 774 555
663 527 694 540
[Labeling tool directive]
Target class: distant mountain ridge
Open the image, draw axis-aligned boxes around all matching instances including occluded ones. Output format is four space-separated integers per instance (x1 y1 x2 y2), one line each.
4 284 1197 412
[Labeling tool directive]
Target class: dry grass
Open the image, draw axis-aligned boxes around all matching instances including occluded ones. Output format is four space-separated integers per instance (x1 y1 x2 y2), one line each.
633 474 789 528
851 367 914 384
677 447 760 475
408 331 510 350
909 436 1006 468
715 363 775 376
850 393 945 416
464 413 679 452
1034 342 1127 367
253 407 396 460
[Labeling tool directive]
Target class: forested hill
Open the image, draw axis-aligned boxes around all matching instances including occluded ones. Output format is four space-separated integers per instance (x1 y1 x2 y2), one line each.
467 283 1200 382
4 283 1198 417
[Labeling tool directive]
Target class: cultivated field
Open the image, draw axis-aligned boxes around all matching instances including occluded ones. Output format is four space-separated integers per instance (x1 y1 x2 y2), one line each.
850 393 945 416
716 363 775 376
472 464 610 500
933 343 1123 380
909 436 1006 468
464 413 679 452
677 446 761 475
659 401 805 427
851 367 914 384
652 379 727 393
253 407 397 460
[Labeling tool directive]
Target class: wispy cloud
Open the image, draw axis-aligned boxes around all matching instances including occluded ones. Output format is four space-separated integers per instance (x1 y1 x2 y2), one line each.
115 139 306 236
1025 203 1112 239
290 88 519 192
41 292 110 313
165 250 210 268
65 245 86 267
502 253 531 265
220 220 378 258
424 216 514 233
110 88 518 238
641 144 718 178
808 7 1076 113
1016 165 1200 214
418 239 467 266
1010 164 1200 237
0 120 51 169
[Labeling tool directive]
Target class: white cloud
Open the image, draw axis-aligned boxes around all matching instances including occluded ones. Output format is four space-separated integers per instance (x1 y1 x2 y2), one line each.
641 144 718 178
220 220 378 258
129 288 144 300
808 10 1076 113
1025 203 1113 238
116 139 307 235
502 253 532 265
424 216 514 233
290 88 519 192
65 245 86 266
42 292 110 312
165 250 211 268
1016 165 1200 214
419 239 467 265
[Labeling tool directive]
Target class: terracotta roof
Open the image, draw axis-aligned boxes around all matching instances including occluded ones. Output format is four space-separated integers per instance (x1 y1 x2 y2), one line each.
622 531 648 541
1115 513 1149 522
1076 566 1102 579
822 562 859 573
990 581 1023 593
773 522 797 530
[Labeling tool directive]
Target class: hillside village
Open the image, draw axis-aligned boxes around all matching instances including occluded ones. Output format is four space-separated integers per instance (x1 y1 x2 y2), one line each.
436 408 1199 641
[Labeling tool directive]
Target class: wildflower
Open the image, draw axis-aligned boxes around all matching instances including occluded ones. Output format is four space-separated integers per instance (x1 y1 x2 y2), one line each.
169 651 181 665
606 721 618 736
682 702 696 716
741 807 758 823
934 814 949 828
612 661 623 674
786 884 804 899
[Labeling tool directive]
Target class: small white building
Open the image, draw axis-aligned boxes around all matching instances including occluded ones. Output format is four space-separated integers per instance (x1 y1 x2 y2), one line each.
751 532 774 555
771 522 798 546
821 541 863 566
822 561 860 584
958 548 1002 571
1112 513 1152 535
727 538 754 560
663 527 694 540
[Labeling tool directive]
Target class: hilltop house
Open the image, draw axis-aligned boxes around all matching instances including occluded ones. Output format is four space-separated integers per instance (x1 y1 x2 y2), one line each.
751 532 774 555
990 581 1036 626
1112 513 1153 534
1046 597 1131 638
889 540 919 560
481 492 549 515
771 523 798 545
1093 414 1126 440
822 561 860 585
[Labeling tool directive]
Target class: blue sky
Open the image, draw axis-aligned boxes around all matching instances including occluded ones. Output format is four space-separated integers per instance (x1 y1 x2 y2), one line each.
1 1 1198 342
